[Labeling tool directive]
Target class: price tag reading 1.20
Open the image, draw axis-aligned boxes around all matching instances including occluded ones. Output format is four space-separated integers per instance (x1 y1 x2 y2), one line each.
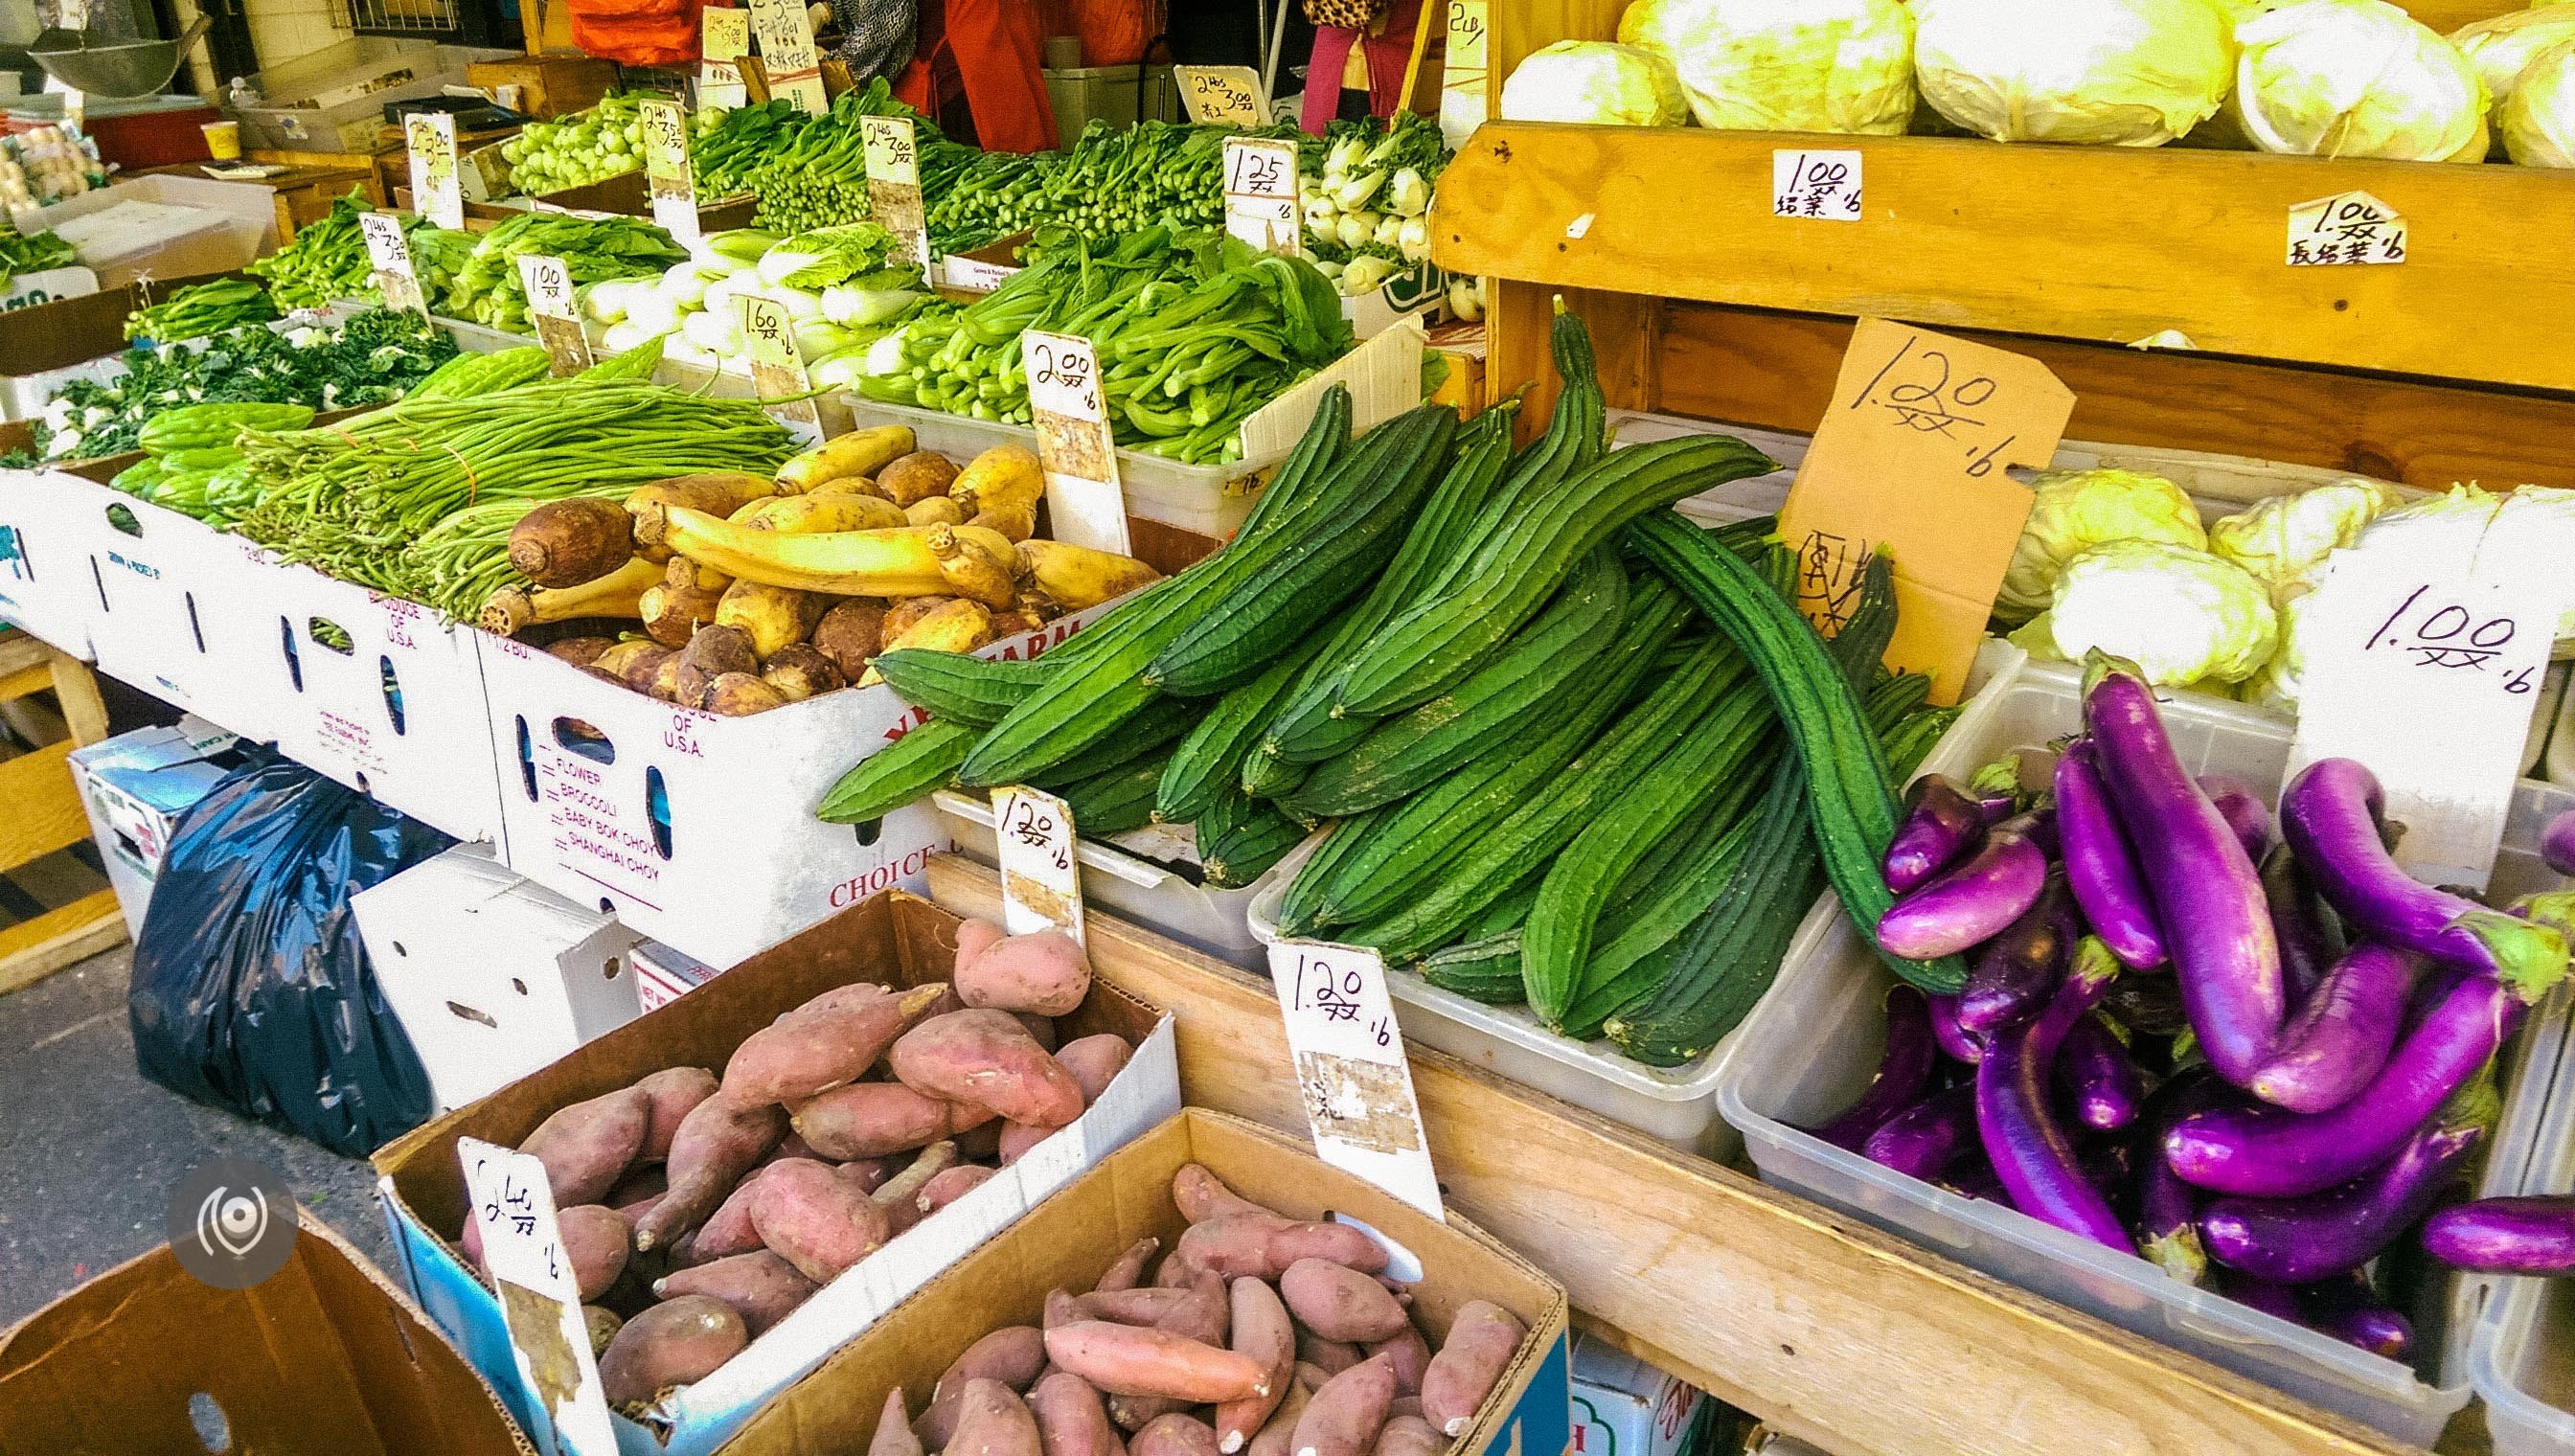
862 115 931 270
356 211 427 316
1265 940 1444 1220
406 111 464 231
993 785 1084 944
1174 65 1268 127
1772 148 1862 220
739 294 824 445
1023 328 1131 556
1221 136 1302 257
459 1138 620 1456
517 254 596 377
641 96 701 245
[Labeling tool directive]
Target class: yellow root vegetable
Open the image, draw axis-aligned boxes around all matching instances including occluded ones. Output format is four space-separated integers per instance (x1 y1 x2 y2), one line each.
481 556 664 637
640 581 725 648
667 555 734 594
632 505 1017 604
626 473 784 562
778 425 915 493
950 444 1044 518
906 495 968 528
716 579 829 658
743 491 910 535
876 451 962 507
877 598 993 657
1017 540 1162 611
969 501 1038 543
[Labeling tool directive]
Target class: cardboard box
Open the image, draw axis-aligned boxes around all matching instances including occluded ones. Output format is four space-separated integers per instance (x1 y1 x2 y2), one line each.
468 54 618 118
633 937 721 1012
67 715 241 936
1342 260 1450 340
0 1211 537 1456
373 888 1184 1456
10 176 283 289
1571 1333 1705 1456
70 484 295 746
0 265 100 315
711 1108 1576 1456
0 464 106 657
356 842 647 1112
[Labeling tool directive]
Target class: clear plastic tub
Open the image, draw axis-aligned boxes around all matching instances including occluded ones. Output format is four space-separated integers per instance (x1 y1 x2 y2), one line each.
2471 990 2575 1456
1714 654 2575 1446
2525 662 2566 782
2546 662 2574 789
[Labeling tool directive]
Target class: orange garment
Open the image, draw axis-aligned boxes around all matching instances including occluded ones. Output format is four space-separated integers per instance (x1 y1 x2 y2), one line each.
1299 0 1423 134
895 0 1060 153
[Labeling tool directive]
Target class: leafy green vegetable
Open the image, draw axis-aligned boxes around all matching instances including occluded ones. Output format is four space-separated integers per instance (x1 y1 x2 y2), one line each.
0 226 76 290
436 212 687 334
125 278 279 344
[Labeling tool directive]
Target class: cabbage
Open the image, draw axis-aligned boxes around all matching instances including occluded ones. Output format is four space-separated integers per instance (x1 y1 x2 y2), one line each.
1501 39 1690 125
2232 0 2490 161
1617 0 1916 134
2501 35 2575 164
1912 0 2233 146
1996 468 2207 623
2206 479 2398 592
2358 483 2575 644
2240 571 2324 712
2451 7 2575 119
2043 540 2279 688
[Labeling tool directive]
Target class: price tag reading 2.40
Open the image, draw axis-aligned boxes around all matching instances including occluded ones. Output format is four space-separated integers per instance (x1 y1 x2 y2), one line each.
862 115 931 270
356 212 426 316
1174 65 1268 127
1023 328 1131 556
517 254 595 376
1438 0 1489 149
739 294 823 445
405 111 464 231
459 1138 620 1456
993 785 1084 943
1221 136 1302 257
641 96 702 245
1265 940 1444 1219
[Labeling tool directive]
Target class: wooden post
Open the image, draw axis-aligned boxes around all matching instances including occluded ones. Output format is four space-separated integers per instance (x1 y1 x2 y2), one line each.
0 632 125 997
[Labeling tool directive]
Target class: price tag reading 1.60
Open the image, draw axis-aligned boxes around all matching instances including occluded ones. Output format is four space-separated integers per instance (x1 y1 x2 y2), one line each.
739 294 823 444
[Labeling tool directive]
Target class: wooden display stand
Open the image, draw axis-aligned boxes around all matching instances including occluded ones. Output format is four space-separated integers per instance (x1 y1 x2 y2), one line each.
0 631 122 997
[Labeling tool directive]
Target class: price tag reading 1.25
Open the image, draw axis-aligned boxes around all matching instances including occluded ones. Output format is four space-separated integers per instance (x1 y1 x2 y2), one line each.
739 293 823 445
862 115 931 270
1265 940 1444 1220
1221 136 1302 257
1174 65 1268 127
356 211 426 316
1772 148 1862 220
993 785 1084 943
640 96 701 245
516 254 596 377
459 1138 620 1456
406 111 464 231
1023 328 1131 556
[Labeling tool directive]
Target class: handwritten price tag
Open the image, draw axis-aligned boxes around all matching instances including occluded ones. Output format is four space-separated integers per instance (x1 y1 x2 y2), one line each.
1438 0 1489 149
406 111 463 230
640 96 701 244
1175 65 1269 127
745 0 827 113
2288 191 2407 268
993 785 1084 943
1265 941 1444 1220
1221 136 1302 257
702 6 749 60
1772 148 1862 221
356 212 426 315
459 1138 620 1455
2288 493 2575 890
739 293 823 445
517 254 596 377
863 115 931 270
1023 328 1131 556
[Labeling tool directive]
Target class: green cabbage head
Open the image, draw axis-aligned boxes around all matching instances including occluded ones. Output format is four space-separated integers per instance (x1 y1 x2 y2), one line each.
2041 541 2279 688
1617 0 1916 134
1996 467 2206 623
2206 478 2398 592
2232 0 2490 161
1501 40 1691 125
2502 35 2575 165
1912 0 2234 146
2450 7 2575 122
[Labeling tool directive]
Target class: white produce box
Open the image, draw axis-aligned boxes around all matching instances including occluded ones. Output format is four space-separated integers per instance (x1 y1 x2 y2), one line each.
0 464 105 657
66 716 239 936
77 489 292 745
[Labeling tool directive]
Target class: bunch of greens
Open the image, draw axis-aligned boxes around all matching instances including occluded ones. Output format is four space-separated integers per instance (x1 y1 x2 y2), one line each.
923 148 1060 253
439 212 687 333
32 308 459 460
1300 113 1449 294
246 190 457 308
124 277 279 343
693 98 809 197
744 80 977 236
501 90 648 196
0 226 75 289
856 224 1353 465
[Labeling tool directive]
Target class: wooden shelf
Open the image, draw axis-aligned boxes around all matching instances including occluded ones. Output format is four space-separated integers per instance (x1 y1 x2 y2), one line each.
1433 123 2575 395
928 857 2428 1456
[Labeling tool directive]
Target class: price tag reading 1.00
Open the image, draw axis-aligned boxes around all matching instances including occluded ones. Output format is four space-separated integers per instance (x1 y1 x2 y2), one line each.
516 254 595 377
640 96 701 245
459 1138 620 1456
1221 136 1302 257
1772 148 1862 221
1174 65 1268 127
862 115 931 270
405 111 464 231
1023 328 1131 556
993 785 1084 943
1265 940 1444 1219
2288 189 2407 267
356 211 426 316
739 294 823 445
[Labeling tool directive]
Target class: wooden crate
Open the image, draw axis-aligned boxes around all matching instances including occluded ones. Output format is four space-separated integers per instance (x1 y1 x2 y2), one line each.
0 631 121 997
927 856 2428 1456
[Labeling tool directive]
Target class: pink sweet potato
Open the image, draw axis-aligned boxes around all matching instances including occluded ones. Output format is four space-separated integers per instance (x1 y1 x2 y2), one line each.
1044 1321 1270 1403
958 928 1093 1016
876 1140 961 1236
891 1009 1085 1126
558 1204 634 1303
652 1250 816 1335
679 1166 773 1267
955 918 1009 975
872 1387 926 1456
1174 1216 1284 1279
1057 1035 1134 1104
792 1081 971 1159
838 1155 896 1194
1030 1371 1125 1456
1419 1303 1526 1437
1291 1354 1396 1456
750 1157 890 1283
1362 1329 1429 1399
599 1295 745 1406
1156 1270 1231 1348
1385 1399 1421 1423
1280 1261 1410 1343
1046 1287 1085 1330
725 984 945 1104
1130 1414 1220 1456
1371 1415 1441 1456
634 1091 786 1252
919 1163 998 1214
919 1328 1050 1445
605 1165 670 1214
1095 1237 1160 1294
1296 1335 1360 1376
1109 1394 1186 1434
999 1120 1060 1165
947 1378 1043 1456
633 1067 720 1162
1217 1277 1296 1453
521 1087 653 1206
1245 1376 1315 1456
1173 1165 1281 1225
1265 1222 1389 1275
1077 1287 1193 1326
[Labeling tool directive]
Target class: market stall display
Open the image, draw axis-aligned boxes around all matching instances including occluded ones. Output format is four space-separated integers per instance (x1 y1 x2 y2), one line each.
501 89 647 197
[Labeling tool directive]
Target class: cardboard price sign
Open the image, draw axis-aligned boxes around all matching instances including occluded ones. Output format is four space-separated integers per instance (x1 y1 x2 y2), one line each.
745 0 828 113
993 785 1085 943
1175 65 1269 127
405 111 464 231
1221 136 1302 257
862 115 931 270
640 96 702 245
1779 319 2072 706
458 1138 620 1456
739 293 824 444
516 254 596 376
1265 940 1444 1220
356 211 427 316
702 5 749 60
1023 328 1132 556
1438 0 1489 149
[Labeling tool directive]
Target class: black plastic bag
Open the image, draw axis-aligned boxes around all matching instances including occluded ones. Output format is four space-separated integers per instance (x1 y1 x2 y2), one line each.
127 749 452 1156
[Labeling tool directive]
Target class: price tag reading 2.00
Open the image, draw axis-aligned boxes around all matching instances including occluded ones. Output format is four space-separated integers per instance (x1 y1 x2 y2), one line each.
1265 940 1444 1219
862 115 930 269
1023 328 1131 556
1221 136 1302 257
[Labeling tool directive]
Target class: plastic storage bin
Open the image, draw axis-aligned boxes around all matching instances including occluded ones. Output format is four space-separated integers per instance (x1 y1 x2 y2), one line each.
1714 654 2575 1446
930 788 1271 969
1041 65 1175 150
2470 990 2575 1456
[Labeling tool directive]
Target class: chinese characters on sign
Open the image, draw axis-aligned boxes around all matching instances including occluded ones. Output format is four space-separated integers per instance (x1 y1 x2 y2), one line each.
405 112 464 231
641 96 702 245
1221 136 1303 257
1175 65 1269 127
1771 149 1862 221
356 211 426 316
994 785 1084 942
1023 328 1132 555
2287 191 2408 268
863 116 931 269
1265 941 1444 1218
745 0 828 113
738 293 824 444
698 10 751 116
517 254 596 376
460 1138 619 1455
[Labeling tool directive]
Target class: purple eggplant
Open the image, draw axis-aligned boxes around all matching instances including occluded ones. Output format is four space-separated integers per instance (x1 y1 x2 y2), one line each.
2135 1067 2224 1284
2058 1012 2143 1131
1976 936 2130 1249
2280 758 2569 992
2422 1195 2575 1273
2544 808 2575 878
2056 740 2169 972
1862 1083 1979 1180
1957 872 2076 1034
1966 757 2024 822
1927 992 1988 1065
1884 774 1991 896
2105 972 2190 1038
2245 944 2423 1114
2198 1076 2495 1283
2081 654 2284 1086
2201 776 2272 861
1878 808 2057 961
1942 1156 2006 1203
2222 1272 2308 1325
2165 973 2528 1197
2262 843 2347 1007
1811 986 1940 1149
2303 1275 2414 1360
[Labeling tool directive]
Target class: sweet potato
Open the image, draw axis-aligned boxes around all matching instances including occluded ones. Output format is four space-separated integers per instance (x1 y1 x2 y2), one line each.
1265 1222 1390 1276
1109 1394 1186 1434
585 1304 625 1356
1031 1371 1124 1456
1044 1322 1271 1403
1296 1334 1360 1376
1132 1414 1221 1456
1174 1165 1281 1225
917 1163 997 1214
874 1141 961 1214
1362 1329 1429 1399
1371 1415 1442 1456
948 1378 1044 1456
1294 1366 1333 1394
837 1155 895 1194
1292 1354 1396 1456
750 1157 890 1283
955 917 1009 976
959 928 1093 1016
634 1067 720 1163
1419 1303 1526 1437
1157 1270 1230 1348
919 1327 1050 1445
521 1087 652 1207
1384 1399 1421 1423
812 599 889 680
559 1204 634 1302
1246 1376 1316 1456
1046 1287 1085 1330
999 1120 1057 1165
873 1387 926 1456
954 1117 1007 1162
605 1164 668 1215
1016 1012 1062 1052
1095 1237 1159 1294
726 983 945 1104
1057 1035 1134 1104
652 1249 816 1336
680 1165 771 1267
634 1092 787 1253
1174 1216 1286 1280
1280 1261 1410 1343
1077 1287 1193 1326
891 1009 1085 1126
1218 1277 1297 1452
793 1081 976 1159
599 1295 746 1406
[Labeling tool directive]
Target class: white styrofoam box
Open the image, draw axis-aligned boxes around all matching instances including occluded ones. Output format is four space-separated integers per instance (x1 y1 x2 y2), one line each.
0 266 101 315
0 466 107 657
930 788 1272 969
65 716 239 936
11 177 279 289
477 604 1117 968
80 491 291 743
2 348 129 426
631 938 720 1012
356 843 646 1112
1713 653 2575 1447
1570 1333 1704 1456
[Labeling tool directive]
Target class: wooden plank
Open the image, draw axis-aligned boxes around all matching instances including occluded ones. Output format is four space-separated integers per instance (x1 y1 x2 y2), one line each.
1433 123 2575 393
925 857 2415 1456
0 663 52 704
1652 302 2575 491
1487 281 1657 447
0 742 89 875
45 653 107 747
0 632 51 683
0 889 125 996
